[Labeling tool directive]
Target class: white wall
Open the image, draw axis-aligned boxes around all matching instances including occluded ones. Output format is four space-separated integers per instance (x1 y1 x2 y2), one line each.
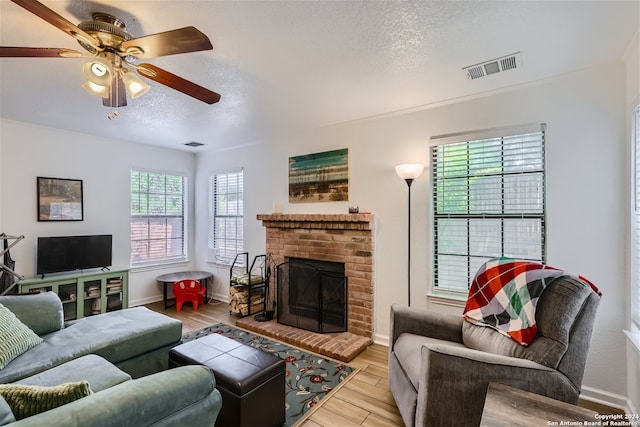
0 119 197 305
196 61 630 405
0 59 632 407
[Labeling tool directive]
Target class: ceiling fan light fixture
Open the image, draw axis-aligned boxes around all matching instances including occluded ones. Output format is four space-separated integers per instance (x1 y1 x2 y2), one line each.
83 57 113 86
121 69 150 99
82 80 110 98
91 62 108 76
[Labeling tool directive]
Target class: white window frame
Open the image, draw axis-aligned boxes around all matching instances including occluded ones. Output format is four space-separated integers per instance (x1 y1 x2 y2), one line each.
130 169 187 267
631 104 640 334
208 169 244 265
429 123 546 298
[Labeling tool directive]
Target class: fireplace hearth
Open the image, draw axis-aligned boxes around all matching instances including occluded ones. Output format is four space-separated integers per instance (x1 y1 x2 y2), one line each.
277 258 347 334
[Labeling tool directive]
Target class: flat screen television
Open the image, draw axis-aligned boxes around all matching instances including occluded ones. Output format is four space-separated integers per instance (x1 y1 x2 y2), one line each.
37 235 112 276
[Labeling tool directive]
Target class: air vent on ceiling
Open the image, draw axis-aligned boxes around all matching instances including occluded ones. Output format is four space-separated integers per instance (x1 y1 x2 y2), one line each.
184 141 205 147
463 52 522 80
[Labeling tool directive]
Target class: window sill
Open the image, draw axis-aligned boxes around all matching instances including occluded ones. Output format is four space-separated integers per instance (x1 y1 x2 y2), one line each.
130 259 190 273
427 292 467 309
206 260 233 268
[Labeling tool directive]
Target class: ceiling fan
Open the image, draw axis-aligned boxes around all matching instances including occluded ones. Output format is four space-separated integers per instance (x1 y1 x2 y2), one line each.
0 0 221 114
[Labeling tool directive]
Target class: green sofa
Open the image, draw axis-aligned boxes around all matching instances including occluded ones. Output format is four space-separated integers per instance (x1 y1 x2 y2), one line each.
0 291 182 382
0 292 222 425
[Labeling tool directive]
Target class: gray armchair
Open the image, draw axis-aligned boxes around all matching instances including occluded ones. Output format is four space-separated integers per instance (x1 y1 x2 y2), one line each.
388 276 600 427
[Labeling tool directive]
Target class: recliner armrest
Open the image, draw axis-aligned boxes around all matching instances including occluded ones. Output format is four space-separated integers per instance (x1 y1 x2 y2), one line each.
416 343 577 427
390 304 463 348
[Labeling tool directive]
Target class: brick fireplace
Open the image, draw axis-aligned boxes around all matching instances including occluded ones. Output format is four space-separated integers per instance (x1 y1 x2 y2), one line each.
235 213 375 361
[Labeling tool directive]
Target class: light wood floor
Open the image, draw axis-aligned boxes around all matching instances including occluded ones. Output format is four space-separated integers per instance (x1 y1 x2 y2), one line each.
145 299 404 427
145 298 622 426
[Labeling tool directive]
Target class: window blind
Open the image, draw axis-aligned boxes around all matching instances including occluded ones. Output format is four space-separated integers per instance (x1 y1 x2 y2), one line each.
430 124 546 294
130 170 186 265
632 105 640 329
209 170 244 264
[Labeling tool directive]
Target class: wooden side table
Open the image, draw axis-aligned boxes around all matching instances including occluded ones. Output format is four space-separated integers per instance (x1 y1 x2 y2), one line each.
156 271 213 309
480 382 598 426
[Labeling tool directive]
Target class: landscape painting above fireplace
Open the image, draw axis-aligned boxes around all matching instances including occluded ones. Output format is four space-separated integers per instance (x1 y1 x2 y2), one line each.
288 148 348 203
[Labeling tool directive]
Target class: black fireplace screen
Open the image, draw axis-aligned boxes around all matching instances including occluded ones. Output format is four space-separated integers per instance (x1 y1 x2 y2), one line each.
277 258 347 333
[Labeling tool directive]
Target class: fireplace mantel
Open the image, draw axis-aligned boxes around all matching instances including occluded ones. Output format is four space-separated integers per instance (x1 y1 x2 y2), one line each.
257 213 374 230
257 212 375 338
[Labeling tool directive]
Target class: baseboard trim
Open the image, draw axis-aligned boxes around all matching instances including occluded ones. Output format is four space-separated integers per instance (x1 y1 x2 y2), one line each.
580 385 630 413
373 333 390 347
129 295 162 307
209 291 228 303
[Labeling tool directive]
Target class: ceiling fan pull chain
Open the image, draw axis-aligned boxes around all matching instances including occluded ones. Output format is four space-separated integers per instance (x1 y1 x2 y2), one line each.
108 75 120 120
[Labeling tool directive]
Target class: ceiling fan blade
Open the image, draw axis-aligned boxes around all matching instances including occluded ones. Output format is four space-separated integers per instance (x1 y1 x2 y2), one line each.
103 73 127 108
121 27 212 59
10 0 100 51
0 47 84 58
137 63 221 105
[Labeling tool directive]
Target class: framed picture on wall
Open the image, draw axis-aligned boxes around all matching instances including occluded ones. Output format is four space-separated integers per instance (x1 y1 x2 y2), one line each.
37 177 83 221
289 148 349 203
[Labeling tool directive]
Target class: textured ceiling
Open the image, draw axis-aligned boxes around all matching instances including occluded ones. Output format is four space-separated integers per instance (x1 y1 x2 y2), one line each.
0 0 638 151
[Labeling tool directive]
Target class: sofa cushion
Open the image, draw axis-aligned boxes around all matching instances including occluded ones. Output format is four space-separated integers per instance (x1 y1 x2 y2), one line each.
462 315 569 369
461 321 528 360
0 396 16 426
0 307 181 383
15 355 131 393
0 381 92 420
0 292 64 336
52 307 182 363
3 366 221 427
0 304 43 370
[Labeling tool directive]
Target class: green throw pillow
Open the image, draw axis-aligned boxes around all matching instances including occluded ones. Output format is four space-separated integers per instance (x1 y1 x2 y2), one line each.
0 303 43 370
0 382 92 420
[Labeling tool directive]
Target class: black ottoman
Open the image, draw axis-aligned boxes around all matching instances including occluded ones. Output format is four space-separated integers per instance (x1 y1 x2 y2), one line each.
169 333 285 427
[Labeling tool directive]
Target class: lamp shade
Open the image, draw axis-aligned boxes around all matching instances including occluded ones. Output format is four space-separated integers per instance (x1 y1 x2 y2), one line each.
395 164 424 180
82 58 113 86
82 80 110 98
121 69 150 99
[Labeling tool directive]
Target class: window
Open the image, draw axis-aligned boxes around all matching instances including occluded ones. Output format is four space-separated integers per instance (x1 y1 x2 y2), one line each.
130 170 186 266
430 124 546 295
209 170 244 264
631 105 640 331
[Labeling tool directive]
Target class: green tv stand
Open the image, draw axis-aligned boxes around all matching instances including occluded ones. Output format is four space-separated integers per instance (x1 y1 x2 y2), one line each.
18 268 129 321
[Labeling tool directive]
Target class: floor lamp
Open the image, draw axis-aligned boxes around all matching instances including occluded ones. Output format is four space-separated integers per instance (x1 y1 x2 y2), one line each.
395 163 424 306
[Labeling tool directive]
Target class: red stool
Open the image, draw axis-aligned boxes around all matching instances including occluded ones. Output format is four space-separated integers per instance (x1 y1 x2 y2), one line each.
173 279 206 312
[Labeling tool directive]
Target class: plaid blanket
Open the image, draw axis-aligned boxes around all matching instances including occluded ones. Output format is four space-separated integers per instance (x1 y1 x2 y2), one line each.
463 257 601 346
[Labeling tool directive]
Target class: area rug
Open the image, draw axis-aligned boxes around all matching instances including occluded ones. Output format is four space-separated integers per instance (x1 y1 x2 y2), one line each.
181 323 357 427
